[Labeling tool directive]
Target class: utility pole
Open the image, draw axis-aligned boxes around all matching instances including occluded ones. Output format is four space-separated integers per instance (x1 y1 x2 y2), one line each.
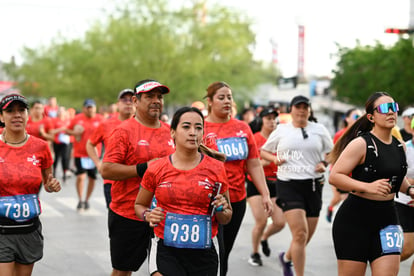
385 0 414 34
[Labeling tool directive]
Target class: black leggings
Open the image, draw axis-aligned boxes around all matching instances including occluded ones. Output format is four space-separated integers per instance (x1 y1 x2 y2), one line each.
53 142 71 175
218 198 246 276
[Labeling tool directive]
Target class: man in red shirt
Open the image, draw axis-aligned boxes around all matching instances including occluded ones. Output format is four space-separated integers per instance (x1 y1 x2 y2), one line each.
86 89 135 208
66 99 104 210
101 79 174 276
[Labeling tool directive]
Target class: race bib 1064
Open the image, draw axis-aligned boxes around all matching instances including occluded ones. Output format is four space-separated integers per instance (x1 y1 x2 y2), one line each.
164 213 212 249
380 225 404 254
217 137 248 161
0 194 41 222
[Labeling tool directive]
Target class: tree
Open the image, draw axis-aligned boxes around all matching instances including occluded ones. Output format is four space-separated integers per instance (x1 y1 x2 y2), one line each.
4 0 276 109
331 38 414 109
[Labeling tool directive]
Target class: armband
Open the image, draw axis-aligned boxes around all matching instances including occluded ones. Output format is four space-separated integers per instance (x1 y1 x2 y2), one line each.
142 209 151 222
406 185 414 196
136 163 148 178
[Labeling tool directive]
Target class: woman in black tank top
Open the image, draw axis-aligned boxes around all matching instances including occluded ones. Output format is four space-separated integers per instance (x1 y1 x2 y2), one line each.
328 92 412 275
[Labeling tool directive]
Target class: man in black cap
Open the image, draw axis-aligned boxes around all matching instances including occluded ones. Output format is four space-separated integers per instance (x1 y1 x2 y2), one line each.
86 89 135 208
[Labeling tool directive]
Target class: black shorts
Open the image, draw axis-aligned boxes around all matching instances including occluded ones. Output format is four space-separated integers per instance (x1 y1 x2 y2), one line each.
275 177 324 217
395 202 414 232
333 194 401 263
0 223 43 264
108 209 151 272
74 157 97 179
152 237 219 276
246 178 277 198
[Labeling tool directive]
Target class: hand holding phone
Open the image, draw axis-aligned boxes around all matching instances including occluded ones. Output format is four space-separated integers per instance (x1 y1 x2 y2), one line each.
210 182 222 216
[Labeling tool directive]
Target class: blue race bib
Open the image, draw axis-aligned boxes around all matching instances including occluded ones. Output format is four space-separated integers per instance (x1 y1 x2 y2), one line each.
164 213 212 249
80 157 96 170
380 225 404 254
217 137 248 161
58 133 70 144
0 194 41 222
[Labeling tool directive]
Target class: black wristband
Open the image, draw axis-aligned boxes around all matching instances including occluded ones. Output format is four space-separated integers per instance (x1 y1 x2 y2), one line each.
136 163 148 178
321 160 328 166
406 185 414 195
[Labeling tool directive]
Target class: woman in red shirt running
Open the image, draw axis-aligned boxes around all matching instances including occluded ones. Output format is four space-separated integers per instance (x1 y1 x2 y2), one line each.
0 94 61 276
135 106 232 275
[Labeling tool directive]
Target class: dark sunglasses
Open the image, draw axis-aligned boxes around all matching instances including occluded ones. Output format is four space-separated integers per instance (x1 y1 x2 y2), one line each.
301 127 308 139
374 102 399 114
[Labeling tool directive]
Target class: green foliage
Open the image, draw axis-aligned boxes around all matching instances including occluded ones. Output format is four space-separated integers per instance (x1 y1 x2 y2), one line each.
3 0 276 109
331 38 414 109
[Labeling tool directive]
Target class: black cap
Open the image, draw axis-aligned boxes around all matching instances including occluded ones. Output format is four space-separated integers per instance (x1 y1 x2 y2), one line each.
83 99 96 107
259 108 278 118
0 94 29 110
290 95 310 107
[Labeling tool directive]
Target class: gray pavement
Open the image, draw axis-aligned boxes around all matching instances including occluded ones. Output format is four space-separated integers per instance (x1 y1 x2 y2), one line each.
32 172 413 276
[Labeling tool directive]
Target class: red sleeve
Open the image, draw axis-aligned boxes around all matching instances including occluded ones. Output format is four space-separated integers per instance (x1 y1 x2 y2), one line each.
89 121 106 146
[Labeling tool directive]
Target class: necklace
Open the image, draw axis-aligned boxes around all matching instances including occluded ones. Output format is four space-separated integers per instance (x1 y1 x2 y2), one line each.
2 133 28 145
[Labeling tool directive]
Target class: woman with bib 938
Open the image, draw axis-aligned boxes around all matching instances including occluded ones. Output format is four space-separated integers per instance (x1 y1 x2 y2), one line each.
135 106 232 276
0 94 61 276
329 92 413 276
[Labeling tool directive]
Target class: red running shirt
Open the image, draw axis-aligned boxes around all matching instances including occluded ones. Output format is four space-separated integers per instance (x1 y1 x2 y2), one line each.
26 116 53 140
0 135 53 196
68 113 104 158
204 118 259 202
51 117 72 144
141 154 229 239
89 117 123 185
103 118 175 220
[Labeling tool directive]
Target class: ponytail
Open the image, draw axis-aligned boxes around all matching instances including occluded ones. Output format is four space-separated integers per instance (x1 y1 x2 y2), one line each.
199 143 227 162
327 114 372 164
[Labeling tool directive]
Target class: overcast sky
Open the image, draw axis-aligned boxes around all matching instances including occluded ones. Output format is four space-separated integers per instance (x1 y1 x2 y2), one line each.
0 0 410 77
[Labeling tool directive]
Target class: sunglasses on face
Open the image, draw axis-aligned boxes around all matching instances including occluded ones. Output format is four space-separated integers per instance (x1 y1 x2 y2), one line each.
374 102 399 114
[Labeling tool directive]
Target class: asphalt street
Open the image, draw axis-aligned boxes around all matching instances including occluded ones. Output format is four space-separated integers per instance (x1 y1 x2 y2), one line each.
32 171 413 276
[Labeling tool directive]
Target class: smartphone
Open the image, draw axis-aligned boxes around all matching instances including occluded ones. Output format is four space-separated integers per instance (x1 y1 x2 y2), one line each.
389 176 398 193
210 182 222 217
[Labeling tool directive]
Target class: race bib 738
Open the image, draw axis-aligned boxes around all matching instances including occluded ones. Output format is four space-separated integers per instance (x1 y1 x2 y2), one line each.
0 194 41 222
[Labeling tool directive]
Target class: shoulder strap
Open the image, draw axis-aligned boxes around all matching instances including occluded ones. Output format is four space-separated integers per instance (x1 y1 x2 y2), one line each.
360 133 378 166
392 136 407 169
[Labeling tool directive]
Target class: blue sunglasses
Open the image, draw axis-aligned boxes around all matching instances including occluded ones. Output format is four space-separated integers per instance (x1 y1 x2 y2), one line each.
374 102 399 114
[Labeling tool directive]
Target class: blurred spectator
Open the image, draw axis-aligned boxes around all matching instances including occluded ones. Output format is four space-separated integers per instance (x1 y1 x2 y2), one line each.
400 107 414 141
44 96 59 118
66 99 104 211
49 106 72 182
159 112 170 124
26 101 53 141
